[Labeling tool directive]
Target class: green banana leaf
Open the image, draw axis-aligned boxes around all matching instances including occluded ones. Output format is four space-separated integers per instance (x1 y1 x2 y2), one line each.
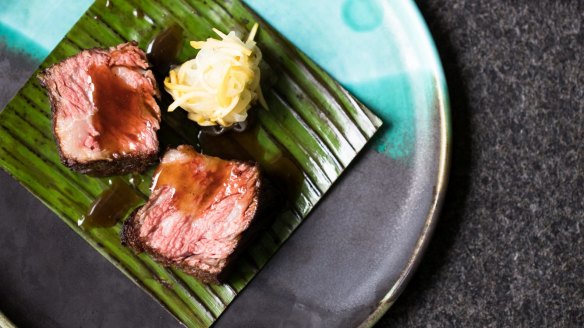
0 0 381 326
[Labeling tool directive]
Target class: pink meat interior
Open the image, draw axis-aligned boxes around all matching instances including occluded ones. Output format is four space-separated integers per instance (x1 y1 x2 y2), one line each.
136 145 260 274
39 43 160 162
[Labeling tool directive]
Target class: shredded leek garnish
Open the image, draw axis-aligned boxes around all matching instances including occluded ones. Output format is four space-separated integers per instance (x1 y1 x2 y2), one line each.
164 23 266 127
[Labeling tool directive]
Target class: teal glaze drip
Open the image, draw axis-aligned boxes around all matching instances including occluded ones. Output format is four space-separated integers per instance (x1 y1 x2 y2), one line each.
342 0 383 32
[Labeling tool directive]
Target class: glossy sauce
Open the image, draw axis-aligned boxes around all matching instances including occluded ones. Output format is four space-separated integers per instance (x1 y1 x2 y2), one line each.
145 26 204 151
152 147 233 215
89 65 150 155
79 179 143 229
132 8 144 19
147 24 183 78
147 26 302 200
78 26 300 227
199 124 304 201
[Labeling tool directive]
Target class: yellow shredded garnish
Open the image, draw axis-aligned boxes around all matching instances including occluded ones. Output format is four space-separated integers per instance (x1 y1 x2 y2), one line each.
164 23 266 127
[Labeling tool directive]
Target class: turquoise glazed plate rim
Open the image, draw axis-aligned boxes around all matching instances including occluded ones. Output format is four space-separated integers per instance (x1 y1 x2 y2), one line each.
0 0 450 326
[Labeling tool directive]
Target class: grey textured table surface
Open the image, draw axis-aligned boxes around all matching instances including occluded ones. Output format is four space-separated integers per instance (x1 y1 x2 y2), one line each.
378 1 583 327
1 1 582 327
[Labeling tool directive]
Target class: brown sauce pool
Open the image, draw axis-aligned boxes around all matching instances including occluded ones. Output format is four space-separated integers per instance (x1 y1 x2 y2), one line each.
89 65 150 156
81 26 304 229
146 25 304 201
78 178 143 229
199 124 304 201
146 24 183 78
152 147 232 215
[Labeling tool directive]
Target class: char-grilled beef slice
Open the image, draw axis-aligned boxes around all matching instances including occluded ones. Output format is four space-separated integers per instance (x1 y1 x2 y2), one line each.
38 42 161 176
121 145 277 283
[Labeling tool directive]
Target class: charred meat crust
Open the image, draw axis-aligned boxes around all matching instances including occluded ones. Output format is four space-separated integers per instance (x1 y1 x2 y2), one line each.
121 166 280 284
63 153 159 177
37 41 160 176
38 78 158 177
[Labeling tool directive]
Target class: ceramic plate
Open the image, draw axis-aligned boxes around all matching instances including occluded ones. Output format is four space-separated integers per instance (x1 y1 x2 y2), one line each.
0 0 449 326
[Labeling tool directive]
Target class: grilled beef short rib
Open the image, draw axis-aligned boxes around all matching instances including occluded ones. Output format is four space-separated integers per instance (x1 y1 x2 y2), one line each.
38 42 161 176
122 145 277 283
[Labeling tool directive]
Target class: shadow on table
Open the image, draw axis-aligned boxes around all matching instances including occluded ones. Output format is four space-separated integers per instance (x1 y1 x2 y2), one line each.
375 2 473 327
